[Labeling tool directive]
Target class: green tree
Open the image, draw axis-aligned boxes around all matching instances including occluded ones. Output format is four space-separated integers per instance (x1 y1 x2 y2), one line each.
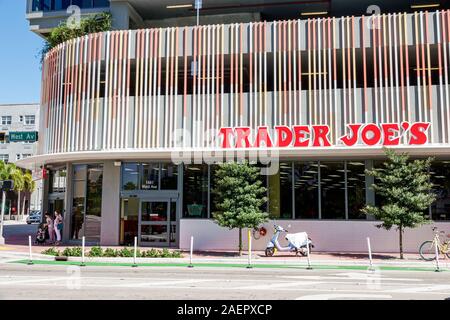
362 149 435 259
11 168 24 219
212 161 268 255
22 172 36 218
41 12 112 62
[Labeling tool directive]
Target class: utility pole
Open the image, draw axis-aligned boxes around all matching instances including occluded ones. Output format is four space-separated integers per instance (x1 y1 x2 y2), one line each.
195 0 202 26
0 180 14 245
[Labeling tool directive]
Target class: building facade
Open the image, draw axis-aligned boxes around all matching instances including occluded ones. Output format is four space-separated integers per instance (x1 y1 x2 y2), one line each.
20 1 450 252
0 103 41 216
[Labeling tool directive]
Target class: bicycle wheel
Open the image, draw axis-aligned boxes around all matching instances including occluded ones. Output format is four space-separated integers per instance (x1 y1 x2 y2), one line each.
419 241 436 261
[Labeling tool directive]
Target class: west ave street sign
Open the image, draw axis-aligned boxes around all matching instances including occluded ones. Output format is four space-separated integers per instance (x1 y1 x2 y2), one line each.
9 131 38 142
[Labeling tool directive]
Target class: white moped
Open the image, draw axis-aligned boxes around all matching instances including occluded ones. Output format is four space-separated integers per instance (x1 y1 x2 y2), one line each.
265 225 314 257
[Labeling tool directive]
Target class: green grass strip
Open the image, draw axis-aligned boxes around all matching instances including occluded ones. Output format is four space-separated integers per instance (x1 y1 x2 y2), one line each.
10 259 448 272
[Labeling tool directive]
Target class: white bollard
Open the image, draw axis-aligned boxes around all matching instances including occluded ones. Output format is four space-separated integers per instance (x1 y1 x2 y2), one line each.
132 236 138 267
247 229 252 269
27 235 33 265
306 234 312 270
434 240 441 272
188 236 194 268
80 236 86 267
367 237 374 271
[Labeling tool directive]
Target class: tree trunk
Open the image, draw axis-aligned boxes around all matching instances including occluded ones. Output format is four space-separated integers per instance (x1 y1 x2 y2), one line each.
17 191 21 221
399 225 404 259
238 228 242 256
22 194 26 220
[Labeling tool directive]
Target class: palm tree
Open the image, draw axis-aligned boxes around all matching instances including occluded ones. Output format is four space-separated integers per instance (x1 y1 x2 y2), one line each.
11 168 24 220
22 172 35 218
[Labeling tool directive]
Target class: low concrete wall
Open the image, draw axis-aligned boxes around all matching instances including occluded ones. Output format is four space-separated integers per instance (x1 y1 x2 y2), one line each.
179 219 450 253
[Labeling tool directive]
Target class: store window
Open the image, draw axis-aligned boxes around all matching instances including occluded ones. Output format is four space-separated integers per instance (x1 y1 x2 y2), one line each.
49 168 67 193
294 162 319 219
347 161 366 219
320 162 346 219
122 163 139 190
71 164 103 242
268 162 293 219
141 163 159 190
183 165 208 218
430 161 450 221
160 163 178 190
120 198 139 246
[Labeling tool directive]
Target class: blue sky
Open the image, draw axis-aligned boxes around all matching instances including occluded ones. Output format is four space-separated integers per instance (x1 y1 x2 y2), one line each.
0 0 44 104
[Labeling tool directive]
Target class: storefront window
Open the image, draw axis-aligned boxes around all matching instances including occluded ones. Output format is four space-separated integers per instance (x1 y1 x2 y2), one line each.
321 162 346 219
141 163 159 190
183 165 208 218
347 161 366 219
268 162 293 219
71 164 103 242
120 198 139 245
49 168 67 193
160 163 178 190
430 161 450 221
71 165 87 240
294 162 319 219
85 165 103 242
122 163 139 190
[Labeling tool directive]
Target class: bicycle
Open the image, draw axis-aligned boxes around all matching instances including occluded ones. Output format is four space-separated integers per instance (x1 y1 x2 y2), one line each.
419 227 450 261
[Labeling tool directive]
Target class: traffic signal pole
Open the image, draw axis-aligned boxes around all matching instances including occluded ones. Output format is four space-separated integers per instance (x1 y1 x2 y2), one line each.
0 190 6 245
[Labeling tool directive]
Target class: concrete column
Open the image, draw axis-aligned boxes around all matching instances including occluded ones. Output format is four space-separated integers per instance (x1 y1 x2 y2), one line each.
100 161 121 246
62 163 73 242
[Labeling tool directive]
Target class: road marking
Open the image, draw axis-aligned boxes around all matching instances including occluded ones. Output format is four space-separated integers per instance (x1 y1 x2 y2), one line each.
280 274 422 282
296 293 393 300
387 284 450 293
237 281 322 290
117 279 212 288
0 277 69 286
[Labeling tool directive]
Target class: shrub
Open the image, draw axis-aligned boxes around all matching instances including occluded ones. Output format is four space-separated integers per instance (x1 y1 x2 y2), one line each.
103 248 118 257
117 247 133 257
41 247 60 256
62 247 83 257
88 246 103 257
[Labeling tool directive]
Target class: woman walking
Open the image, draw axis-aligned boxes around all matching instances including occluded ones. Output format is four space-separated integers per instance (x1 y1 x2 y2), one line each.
54 211 63 245
44 212 55 244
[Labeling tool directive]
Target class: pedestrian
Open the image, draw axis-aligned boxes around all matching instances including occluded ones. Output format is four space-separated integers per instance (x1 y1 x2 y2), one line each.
54 211 63 245
44 212 55 244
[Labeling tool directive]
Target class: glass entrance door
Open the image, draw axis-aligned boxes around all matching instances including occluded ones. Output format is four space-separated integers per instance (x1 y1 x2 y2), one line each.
139 199 177 247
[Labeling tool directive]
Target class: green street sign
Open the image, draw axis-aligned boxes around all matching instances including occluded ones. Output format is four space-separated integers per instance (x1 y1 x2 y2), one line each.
9 131 38 142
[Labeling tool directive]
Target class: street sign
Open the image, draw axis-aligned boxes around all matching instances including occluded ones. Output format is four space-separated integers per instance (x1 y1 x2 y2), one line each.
0 180 14 191
9 131 38 142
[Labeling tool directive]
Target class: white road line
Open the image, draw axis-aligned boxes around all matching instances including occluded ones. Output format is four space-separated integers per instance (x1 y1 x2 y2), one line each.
237 281 322 290
0 277 69 286
280 275 422 282
117 279 213 288
296 293 393 300
387 284 450 293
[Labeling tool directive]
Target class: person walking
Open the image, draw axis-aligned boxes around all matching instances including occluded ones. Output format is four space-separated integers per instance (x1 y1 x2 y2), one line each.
44 212 55 244
54 211 63 245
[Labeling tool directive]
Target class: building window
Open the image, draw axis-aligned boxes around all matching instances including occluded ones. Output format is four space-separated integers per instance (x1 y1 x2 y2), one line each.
49 168 67 193
294 162 319 219
122 163 139 190
268 162 293 219
32 0 109 12
183 164 208 218
16 154 21 161
121 163 178 191
160 163 178 190
320 162 346 219
24 115 35 125
141 163 159 190
22 154 32 159
1 116 11 125
71 164 103 242
347 161 367 219
430 161 450 221
0 154 9 163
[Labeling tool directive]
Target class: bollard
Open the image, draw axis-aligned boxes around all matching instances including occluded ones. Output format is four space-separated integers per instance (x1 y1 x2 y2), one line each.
306 234 312 270
132 236 138 267
246 229 252 269
188 236 194 268
80 236 86 267
367 237 374 271
27 235 33 265
434 240 441 272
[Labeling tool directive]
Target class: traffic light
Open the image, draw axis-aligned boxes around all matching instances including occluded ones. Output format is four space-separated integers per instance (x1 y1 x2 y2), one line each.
0 180 14 191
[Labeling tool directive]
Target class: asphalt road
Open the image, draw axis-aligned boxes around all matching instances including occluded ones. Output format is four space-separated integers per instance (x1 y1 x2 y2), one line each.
0 263 449 300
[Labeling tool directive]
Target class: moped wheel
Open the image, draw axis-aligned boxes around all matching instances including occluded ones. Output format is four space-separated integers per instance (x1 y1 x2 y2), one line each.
265 248 275 257
419 241 436 261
